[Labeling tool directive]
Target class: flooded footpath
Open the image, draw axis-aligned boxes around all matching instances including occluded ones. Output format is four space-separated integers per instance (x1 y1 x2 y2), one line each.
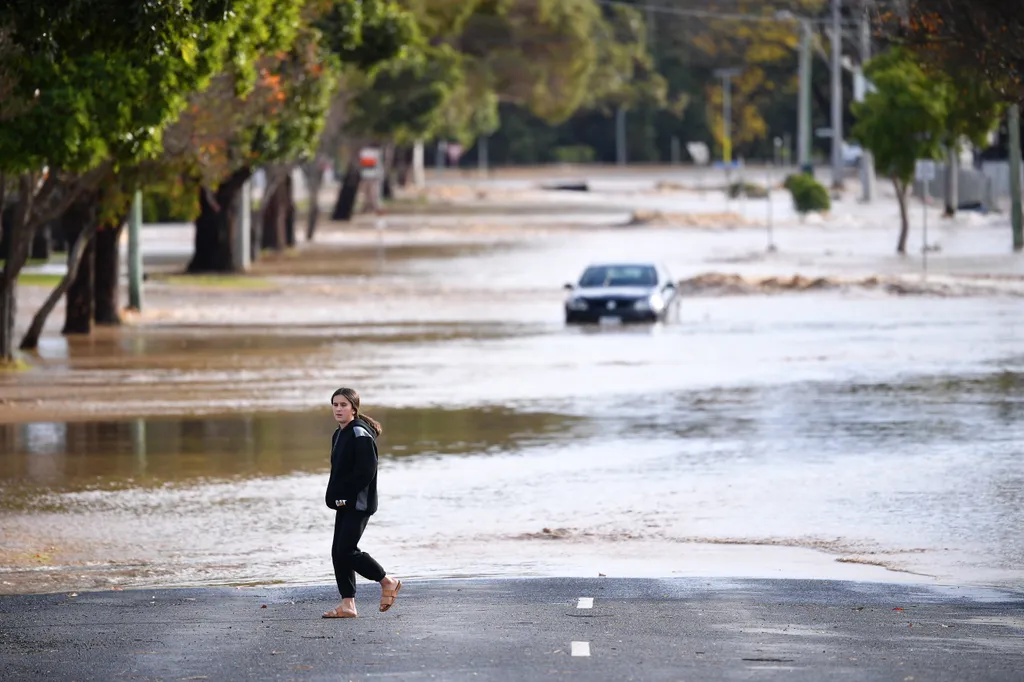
1 175 1022 594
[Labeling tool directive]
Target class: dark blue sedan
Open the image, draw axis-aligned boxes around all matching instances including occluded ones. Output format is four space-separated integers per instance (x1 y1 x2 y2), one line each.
564 263 678 324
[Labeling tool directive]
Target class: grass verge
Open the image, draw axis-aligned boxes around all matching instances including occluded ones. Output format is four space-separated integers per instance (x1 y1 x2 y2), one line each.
155 274 276 290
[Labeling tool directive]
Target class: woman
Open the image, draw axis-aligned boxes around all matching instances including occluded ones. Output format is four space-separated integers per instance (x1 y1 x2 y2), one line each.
322 387 401 618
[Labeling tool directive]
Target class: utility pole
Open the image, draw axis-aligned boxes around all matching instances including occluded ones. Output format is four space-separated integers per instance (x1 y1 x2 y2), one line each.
714 68 742 165
616 106 627 166
798 18 813 173
831 0 844 188
856 3 876 201
1010 104 1023 251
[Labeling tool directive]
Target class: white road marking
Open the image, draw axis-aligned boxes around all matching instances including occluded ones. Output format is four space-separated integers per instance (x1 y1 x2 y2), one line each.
577 597 594 609
571 641 591 657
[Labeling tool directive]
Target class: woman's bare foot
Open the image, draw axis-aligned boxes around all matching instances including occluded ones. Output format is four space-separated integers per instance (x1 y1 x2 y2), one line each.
322 597 357 618
379 577 402 612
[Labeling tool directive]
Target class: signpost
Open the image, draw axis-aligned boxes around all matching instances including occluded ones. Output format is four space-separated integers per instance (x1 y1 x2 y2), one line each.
128 190 143 311
915 159 936 274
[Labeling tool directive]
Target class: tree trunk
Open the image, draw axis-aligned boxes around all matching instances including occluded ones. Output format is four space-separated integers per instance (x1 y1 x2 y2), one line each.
0 280 15 363
894 177 909 254
188 167 251 273
943 145 958 217
94 215 127 325
331 160 362 222
1 178 38 363
260 174 287 252
302 161 323 241
30 223 52 260
381 145 395 200
395 146 410 187
62 192 99 335
21 219 99 350
0 205 11 258
284 174 296 247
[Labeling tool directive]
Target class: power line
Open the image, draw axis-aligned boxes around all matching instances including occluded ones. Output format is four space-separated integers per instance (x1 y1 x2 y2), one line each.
595 0 862 28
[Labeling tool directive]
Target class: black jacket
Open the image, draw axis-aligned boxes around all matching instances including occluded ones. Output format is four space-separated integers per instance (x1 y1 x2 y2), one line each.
324 418 379 514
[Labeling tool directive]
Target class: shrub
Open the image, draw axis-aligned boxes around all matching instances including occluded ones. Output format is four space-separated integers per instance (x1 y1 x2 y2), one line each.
784 173 830 214
552 145 596 164
727 181 768 199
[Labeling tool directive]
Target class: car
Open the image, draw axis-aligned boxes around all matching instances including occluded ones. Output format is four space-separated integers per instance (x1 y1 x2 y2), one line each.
842 142 863 167
564 263 678 324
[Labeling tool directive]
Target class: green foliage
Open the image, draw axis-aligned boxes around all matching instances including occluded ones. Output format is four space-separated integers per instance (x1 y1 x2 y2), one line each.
938 71 1005 148
315 0 415 69
851 48 948 186
142 177 201 224
784 173 830 214
728 181 769 199
552 146 596 164
0 0 305 175
346 44 464 144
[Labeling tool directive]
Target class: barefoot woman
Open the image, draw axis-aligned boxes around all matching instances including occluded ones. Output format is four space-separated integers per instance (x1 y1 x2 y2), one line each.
322 387 401 618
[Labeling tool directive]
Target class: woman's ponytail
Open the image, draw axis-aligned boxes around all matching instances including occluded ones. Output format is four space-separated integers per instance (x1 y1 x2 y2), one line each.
359 413 383 437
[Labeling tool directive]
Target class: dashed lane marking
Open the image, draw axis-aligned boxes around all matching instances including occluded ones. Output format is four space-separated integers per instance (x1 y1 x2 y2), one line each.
571 641 591 657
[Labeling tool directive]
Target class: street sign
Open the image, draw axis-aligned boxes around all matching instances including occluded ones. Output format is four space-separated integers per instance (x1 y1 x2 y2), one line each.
359 147 381 180
915 160 936 182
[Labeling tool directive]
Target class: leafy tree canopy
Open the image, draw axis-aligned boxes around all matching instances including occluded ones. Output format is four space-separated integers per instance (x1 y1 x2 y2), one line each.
0 0 306 175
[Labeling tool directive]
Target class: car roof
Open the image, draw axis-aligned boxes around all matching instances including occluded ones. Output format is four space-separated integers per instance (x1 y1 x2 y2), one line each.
583 263 659 269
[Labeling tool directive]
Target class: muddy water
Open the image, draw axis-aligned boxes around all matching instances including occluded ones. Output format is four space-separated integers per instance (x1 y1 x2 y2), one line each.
1 365 1022 594
2 206 1024 594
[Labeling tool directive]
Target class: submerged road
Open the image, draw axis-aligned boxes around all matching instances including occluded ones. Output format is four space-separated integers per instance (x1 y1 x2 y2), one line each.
2 577 1022 681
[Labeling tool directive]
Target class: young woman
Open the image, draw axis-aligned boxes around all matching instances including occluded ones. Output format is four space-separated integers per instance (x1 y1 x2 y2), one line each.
322 387 401 618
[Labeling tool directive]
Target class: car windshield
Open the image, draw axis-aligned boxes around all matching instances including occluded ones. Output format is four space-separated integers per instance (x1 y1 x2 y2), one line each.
578 265 657 288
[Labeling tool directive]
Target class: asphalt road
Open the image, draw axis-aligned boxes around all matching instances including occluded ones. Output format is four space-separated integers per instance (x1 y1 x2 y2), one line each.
2 578 1023 681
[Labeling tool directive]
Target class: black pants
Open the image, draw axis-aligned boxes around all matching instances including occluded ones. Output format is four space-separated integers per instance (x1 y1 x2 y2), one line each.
331 509 386 598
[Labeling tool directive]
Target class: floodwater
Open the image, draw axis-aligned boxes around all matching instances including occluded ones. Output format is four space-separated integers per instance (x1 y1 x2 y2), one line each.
2 179 1023 595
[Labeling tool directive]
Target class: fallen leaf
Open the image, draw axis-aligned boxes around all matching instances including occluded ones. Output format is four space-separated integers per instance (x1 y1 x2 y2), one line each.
261 604 267 609
892 607 904 611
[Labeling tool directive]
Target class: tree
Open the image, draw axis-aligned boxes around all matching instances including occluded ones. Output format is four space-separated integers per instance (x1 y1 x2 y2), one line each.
934 71 1003 216
851 49 948 254
0 0 313 360
885 0 1021 102
0 1 230 363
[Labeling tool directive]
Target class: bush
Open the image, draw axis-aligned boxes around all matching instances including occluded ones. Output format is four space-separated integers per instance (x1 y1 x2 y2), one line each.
552 145 596 164
784 173 830 214
727 181 768 199
142 176 200 223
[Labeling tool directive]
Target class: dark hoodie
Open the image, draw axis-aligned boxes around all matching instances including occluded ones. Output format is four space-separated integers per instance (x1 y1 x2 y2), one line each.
324 418 379 514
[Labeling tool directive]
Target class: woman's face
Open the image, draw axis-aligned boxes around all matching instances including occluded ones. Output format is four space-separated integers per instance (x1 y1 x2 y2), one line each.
332 395 356 426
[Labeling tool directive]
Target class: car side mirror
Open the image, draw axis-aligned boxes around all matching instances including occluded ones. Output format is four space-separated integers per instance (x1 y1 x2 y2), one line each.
664 282 676 290
563 283 575 291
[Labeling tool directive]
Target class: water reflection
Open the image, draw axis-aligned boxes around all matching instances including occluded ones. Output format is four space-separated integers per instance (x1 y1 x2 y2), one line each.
0 369 1022 593
0 406 589 499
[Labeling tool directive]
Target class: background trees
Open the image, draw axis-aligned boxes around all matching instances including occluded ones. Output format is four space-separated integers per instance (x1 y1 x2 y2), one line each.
0 0 264 362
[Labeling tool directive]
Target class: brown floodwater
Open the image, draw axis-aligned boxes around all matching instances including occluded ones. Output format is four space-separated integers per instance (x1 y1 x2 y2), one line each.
2 196 1023 595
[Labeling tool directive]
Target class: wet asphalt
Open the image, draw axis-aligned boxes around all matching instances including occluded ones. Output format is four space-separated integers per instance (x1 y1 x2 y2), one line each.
1 578 1022 681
